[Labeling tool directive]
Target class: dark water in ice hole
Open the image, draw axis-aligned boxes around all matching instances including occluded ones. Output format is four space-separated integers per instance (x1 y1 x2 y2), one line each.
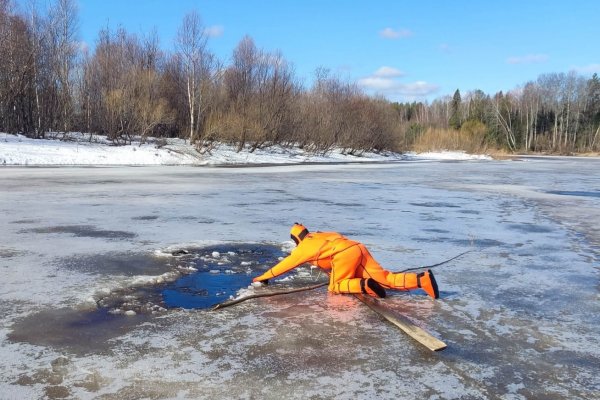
161 271 254 309
105 243 289 311
9 244 289 354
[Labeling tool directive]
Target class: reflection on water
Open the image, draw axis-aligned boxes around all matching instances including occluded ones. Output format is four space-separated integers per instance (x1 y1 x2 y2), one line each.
162 271 253 309
157 243 287 309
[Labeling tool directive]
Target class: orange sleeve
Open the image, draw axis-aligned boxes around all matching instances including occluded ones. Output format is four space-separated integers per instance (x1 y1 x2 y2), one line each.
253 245 314 282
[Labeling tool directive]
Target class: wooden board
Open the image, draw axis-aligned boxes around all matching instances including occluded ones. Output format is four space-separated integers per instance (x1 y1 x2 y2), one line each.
212 282 446 352
354 294 447 352
211 282 328 311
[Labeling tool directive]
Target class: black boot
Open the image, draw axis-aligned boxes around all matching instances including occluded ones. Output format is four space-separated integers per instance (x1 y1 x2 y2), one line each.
361 278 387 298
417 270 439 299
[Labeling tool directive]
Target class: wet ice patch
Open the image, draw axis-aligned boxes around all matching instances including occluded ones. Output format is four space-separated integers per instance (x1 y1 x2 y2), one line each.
21 225 136 240
410 201 461 208
8 308 148 355
508 223 554 234
0 247 23 259
61 251 175 276
10 218 40 224
546 190 600 198
131 215 159 221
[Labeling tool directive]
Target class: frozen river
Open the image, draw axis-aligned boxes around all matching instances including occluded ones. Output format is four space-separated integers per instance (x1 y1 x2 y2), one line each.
1 158 599 399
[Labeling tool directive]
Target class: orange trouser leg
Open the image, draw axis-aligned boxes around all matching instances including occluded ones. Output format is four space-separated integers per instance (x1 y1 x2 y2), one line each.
328 245 365 294
355 244 419 290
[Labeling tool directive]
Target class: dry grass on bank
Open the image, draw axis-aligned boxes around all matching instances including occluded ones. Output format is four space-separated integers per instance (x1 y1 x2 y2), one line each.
410 124 600 159
411 122 491 155
575 152 600 157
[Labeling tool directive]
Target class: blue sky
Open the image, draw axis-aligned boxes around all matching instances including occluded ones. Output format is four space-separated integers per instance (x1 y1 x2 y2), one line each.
17 0 600 102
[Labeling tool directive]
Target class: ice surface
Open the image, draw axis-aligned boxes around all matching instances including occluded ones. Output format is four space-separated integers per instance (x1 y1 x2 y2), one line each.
1 156 599 399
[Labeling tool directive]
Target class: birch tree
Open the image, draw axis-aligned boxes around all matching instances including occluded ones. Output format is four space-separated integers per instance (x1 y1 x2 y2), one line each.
521 82 540 151
176 11 214 144
493 92 517 151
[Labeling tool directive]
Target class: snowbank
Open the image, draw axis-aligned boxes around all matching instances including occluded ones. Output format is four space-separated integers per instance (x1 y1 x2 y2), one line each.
0 133 490 166
403 151 491 161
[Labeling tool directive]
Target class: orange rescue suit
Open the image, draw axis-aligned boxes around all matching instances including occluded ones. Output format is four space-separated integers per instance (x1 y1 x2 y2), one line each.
253 231 420 294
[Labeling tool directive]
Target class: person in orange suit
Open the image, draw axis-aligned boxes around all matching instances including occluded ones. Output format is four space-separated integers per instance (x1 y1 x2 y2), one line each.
253 223 439 299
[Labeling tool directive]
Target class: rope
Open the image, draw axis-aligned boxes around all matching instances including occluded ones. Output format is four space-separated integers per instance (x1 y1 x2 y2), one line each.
398 249 474 272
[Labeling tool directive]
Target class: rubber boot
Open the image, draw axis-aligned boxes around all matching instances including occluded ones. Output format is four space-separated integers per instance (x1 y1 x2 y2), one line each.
417 270 439 299
361 278 386 298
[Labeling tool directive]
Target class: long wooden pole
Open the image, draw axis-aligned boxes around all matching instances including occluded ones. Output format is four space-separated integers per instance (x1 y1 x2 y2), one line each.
212 283 447 351
211 282 328 310
354 294 447 351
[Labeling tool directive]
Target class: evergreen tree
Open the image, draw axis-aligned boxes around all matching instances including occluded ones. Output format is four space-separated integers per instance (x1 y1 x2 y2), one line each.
449 89 462 129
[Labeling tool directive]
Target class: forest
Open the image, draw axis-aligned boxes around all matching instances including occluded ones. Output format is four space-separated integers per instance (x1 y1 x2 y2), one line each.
1 0 599 154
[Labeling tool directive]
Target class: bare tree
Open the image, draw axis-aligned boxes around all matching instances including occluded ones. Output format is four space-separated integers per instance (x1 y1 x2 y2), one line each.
248 50 297 150
223 35 259 151
493 92 517 151
176 11 214 144
0 0 12 48
0 3 37 134
47 0 78 134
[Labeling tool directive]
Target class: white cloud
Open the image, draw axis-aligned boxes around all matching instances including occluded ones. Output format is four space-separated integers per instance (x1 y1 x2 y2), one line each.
399 81 440 96
358 67 439 100
205 25 224 38
506 54 549 64
358 76 397 90
379 27 413 39
373 66 405 78
571 64 600 74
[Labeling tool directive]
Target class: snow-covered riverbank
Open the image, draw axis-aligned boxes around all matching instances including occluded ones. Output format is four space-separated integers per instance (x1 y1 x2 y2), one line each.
0 133 490 166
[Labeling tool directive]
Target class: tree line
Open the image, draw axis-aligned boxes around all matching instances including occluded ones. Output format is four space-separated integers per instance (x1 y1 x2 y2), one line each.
1 0 599 154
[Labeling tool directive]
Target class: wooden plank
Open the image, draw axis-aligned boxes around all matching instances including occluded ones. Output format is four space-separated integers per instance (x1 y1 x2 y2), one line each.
212 282 446 351
211 282 328 311
354 294 447 352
